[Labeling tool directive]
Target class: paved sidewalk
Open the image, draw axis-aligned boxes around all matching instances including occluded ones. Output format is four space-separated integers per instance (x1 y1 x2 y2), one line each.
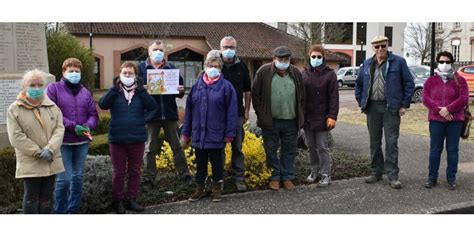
143 121 474 214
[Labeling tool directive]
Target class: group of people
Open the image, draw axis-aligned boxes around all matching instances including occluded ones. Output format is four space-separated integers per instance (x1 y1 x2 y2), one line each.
6 34 469 214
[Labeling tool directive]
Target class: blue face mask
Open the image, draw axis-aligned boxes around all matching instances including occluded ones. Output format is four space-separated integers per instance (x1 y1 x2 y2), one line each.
310 57 323 68
27 87 44 100
151 50 164 63
275 61 290 70
222 49 236 59
65 72 81 84
206 67 220 78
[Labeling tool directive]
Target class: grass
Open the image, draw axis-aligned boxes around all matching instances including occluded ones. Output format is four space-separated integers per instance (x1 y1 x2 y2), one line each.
338 103 474 142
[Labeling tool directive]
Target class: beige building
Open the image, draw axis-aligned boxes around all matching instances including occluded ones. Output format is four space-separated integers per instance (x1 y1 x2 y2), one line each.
65 23 345 89
436 22 474 63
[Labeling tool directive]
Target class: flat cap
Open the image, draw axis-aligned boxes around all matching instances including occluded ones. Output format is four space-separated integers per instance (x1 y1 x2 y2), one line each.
273 46 292 57
371 35 389 44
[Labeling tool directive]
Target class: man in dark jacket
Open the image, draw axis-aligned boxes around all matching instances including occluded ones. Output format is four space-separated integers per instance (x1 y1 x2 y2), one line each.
252 46 305 191
355 35 415 189
220 36 252 192
138 40 191 184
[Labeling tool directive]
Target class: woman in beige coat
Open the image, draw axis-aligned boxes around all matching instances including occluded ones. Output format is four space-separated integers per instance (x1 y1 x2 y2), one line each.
7 69 65 214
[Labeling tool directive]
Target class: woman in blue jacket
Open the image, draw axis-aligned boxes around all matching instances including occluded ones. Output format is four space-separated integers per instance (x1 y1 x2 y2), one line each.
181 50 238 202
99 62 156 213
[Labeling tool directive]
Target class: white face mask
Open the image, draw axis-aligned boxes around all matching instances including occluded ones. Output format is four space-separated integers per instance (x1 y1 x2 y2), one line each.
437 63 452 72
120 76 135 86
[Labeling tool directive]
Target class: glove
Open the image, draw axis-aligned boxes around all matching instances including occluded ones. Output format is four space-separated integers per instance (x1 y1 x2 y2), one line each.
224 137 234 143
38 148 53 162
180 136 190 149
75 125 90 137
326 118 336 130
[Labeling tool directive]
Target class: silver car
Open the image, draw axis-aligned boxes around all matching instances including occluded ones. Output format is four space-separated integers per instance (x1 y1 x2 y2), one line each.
409 65 430 103
336 66 359 88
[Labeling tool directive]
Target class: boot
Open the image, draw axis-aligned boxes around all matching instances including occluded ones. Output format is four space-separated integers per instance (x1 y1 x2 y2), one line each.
126 199 145 212
188 184 206 202
211 181 223 202
22 199 39 214
114 201 126 214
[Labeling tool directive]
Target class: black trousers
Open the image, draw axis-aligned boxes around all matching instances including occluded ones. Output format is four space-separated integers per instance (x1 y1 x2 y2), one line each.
22 175 56 214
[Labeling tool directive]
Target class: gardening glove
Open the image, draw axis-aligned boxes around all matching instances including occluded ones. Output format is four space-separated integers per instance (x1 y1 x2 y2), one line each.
75 125 90 137
38 148 53 162
326 118 336 130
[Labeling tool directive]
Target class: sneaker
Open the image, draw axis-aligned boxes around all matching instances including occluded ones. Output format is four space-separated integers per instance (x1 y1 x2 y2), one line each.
282 180 295 190
188 185 206 202
447 182 456 190
306 172 319 183
114 201 126 214
365 174 382 184
235 180 247 192
269 180 280 191
317 174 331 187
390 179 402 189
126 199 145 212
424 180 437 188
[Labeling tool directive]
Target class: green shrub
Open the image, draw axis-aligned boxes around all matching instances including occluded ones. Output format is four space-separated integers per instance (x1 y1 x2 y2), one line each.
88 134 109 156
0 147 22 214
92 115 111 136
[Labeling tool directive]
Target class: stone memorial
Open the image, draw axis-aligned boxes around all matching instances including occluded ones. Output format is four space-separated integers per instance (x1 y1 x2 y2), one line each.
0 23 53 148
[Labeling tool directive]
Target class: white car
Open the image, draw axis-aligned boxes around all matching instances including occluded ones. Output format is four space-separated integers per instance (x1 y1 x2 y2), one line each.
336 66 359 88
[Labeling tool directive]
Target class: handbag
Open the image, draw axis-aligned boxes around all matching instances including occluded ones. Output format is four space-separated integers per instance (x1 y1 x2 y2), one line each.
461 106 472 140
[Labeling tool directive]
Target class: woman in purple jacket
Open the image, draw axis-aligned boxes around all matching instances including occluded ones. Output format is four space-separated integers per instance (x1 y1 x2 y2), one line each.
181 50 237 202
422 51 469 190
47 58 98 213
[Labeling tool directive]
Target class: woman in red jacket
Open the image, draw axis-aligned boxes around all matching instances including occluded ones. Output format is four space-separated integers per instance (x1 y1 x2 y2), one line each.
422 51 469 190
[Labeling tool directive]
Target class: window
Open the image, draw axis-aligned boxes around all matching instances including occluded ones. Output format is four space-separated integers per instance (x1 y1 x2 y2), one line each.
168 48 204 88
453 22 461 29
356 22 367 45
435 40 443 53
436 22 443 30
384 26 393 47
120 47 148 65
451 39 461 61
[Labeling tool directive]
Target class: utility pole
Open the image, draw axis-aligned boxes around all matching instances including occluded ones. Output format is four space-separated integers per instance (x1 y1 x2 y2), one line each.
430 22 436 76
89 23 93 50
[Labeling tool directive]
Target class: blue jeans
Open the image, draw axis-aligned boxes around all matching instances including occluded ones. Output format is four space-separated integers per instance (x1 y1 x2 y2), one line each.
261 119 298 181
428 121 463 183
54 143 89 214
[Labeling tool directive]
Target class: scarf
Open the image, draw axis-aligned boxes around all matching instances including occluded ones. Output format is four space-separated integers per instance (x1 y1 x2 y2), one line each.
120 83 137 105
16 92 45 129
203 73 220 85
435 68 454 83
64 78 82 96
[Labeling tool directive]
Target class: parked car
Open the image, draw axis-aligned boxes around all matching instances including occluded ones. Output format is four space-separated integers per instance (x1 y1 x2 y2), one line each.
409 65 430 103
457 64 474 97
336 66 359 88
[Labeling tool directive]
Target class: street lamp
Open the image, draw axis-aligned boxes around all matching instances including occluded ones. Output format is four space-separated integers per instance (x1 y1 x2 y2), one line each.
89 23 93 50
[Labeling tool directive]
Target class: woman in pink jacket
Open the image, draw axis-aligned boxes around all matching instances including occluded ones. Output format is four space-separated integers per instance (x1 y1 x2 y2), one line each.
422 51 469 190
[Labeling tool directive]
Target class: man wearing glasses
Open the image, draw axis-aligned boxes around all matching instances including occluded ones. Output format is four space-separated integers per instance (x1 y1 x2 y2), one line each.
252 46 306 191
355 35 414 189
219 36 252 192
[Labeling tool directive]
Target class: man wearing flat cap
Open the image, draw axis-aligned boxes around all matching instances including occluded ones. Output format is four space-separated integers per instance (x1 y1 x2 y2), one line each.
355 35 414 189
252 46 306 191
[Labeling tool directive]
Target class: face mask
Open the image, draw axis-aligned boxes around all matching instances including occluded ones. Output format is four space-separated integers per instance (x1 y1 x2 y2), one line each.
151 50 164 63
275 61 290 70
27 87 44 100
206 67 220 78
437 63 452 72
310 57 323 68
120 76 135 86
222 49 236 59
65 72 81 84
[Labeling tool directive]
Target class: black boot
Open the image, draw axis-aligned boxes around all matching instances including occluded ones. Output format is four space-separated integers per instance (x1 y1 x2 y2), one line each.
114 201 126 214
126 199 145 212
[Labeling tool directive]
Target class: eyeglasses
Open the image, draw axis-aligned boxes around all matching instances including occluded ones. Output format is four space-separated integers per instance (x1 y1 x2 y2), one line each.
222 45 236 50
311 55 323 59
374 44 387 49
438 60 452 64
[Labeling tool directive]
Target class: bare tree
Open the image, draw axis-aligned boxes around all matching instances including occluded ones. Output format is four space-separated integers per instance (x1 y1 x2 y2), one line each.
404 22 451 64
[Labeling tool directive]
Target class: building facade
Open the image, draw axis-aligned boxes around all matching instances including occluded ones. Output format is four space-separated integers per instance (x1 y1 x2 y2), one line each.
436 22 474 63
65 23 344 89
